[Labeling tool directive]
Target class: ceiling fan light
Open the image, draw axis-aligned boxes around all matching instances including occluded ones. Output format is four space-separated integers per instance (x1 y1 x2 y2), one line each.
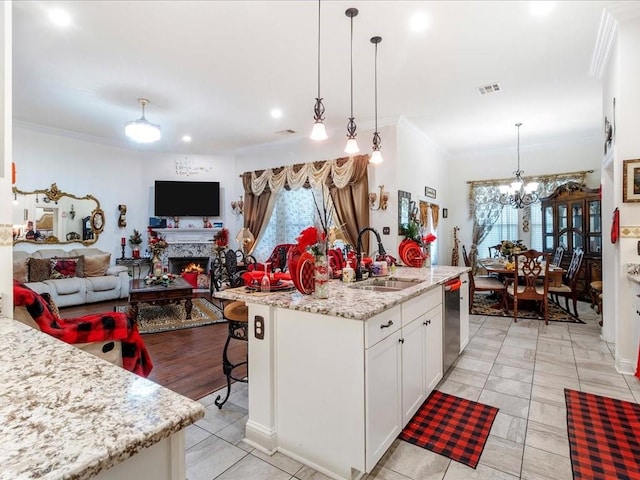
310 121 328 141
345 137 360 154
370 150 384 164
125 119 161 143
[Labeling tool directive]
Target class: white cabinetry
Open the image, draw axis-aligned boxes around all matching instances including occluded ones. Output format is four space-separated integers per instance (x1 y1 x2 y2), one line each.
401 315 425 426
459 272 470 351
424 304 443 393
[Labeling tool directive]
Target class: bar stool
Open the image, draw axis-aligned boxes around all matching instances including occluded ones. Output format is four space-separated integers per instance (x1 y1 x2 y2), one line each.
214 301 249 409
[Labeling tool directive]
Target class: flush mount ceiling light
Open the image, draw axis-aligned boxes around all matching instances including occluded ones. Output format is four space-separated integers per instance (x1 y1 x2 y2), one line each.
310 0 328 141
499 123 539 208
370 36 383 164
344 7 360 155
125 98 161 144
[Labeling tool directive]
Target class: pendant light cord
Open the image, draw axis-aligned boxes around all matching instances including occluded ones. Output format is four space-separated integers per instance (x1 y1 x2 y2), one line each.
374 41 378 132
317 0 321 99
350 14 354 118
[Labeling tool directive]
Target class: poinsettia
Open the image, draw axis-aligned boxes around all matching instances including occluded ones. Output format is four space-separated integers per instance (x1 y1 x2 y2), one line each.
296 226 327 257
214 227 229 247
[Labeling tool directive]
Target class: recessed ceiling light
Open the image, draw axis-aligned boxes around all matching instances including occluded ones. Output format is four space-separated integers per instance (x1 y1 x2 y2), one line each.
48 8 71 27
410 12 430 33
529 1 555 16
271 108 283 119
182 135 192 143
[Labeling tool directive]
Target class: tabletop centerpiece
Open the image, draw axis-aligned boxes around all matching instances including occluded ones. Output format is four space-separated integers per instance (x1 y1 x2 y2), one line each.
129 229 143 258
143 272 177 286
148 231 169 277
500 240 527 262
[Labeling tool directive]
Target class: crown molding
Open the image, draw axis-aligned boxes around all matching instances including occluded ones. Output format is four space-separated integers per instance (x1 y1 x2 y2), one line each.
590 2 640 77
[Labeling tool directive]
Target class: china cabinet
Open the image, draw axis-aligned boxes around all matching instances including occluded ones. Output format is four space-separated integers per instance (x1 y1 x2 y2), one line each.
540 182 601 300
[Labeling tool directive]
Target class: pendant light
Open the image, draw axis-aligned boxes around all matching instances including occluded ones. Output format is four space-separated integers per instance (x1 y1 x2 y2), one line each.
344 8 359 154
125 98 161 143
310 0 327 141
370 36 383 164
498 123 539 208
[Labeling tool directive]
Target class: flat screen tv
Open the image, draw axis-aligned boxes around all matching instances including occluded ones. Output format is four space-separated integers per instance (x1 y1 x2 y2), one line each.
154 181 220 217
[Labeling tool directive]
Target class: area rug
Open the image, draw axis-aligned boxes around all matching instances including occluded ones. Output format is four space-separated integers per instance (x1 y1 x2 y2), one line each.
565 389 640 480
471 293 585 323
116 298 225 334
399 390 499 469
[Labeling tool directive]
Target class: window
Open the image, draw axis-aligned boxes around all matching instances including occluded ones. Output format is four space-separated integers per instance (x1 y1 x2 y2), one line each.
253 188 322 262
529 202 543 251
477 206 518 257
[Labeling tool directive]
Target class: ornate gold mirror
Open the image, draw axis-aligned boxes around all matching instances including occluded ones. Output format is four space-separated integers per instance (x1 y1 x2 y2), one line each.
12 183 103 245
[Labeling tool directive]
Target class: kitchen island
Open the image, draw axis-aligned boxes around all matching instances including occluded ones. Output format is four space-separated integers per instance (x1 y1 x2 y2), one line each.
0 319 205 480
214 265 469 480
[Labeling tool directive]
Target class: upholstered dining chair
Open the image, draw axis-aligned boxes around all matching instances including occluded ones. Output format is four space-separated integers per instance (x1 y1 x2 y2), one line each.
507 250 551 324
551 245 565 267
462 245 508 312
549 247 585 318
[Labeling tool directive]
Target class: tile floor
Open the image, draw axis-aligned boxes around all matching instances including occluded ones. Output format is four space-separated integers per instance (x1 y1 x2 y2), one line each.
184 300 640 480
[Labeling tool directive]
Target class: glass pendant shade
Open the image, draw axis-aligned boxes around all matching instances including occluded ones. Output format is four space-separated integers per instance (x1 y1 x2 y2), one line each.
498 123 539 209
370 150 384 164
310 121 328 141
345 137 359 154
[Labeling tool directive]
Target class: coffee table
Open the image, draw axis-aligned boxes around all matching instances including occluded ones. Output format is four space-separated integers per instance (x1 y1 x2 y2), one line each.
128 277 193 321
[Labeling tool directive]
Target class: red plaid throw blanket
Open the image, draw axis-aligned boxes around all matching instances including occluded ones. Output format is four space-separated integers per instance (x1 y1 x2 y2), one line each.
13 282 153 377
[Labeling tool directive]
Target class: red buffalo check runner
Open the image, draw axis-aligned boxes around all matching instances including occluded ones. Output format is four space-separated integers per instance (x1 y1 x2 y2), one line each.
565 388 640 480
399 390 498 469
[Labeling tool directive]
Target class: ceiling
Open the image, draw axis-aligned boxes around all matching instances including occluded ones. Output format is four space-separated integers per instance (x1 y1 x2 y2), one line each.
12 1 613 156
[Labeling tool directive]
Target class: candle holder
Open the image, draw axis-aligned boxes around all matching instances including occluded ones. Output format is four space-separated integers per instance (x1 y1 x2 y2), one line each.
121 244 126 259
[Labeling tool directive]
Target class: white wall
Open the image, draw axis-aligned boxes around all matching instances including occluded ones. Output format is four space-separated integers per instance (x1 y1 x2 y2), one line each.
447 135 602 256
13 127 234 257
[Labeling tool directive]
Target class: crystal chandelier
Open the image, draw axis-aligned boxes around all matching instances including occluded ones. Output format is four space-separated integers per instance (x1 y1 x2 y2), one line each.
498 123 538 208
125 98 161 143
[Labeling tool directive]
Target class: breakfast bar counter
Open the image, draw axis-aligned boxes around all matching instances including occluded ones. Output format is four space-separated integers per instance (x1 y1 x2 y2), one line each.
0 319 205 480
214 265 470 480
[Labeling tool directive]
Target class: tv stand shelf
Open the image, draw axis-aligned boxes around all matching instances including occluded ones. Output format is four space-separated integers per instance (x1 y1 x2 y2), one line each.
150 228 220 244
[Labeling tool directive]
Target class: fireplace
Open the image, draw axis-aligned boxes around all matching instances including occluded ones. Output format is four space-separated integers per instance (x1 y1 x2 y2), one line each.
168 257 210 275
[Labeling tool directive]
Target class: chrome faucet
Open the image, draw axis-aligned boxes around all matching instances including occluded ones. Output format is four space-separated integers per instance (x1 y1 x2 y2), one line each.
355 227 386 281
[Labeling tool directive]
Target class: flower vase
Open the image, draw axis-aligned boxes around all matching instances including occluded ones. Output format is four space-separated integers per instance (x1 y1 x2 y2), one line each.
152 254 163 277
314 252 330 299
132 247 140 259
422 244 432 268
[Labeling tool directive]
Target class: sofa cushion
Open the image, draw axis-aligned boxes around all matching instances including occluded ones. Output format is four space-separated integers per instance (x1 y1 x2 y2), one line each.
29 258 51 282
84 253 111 277
44 277 84 296
86 275 118 292
33 249 69 259
13 257 29 283
50 258 79 279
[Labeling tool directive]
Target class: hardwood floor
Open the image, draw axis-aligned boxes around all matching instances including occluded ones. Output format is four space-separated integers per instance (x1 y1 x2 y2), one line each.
60 293 247 401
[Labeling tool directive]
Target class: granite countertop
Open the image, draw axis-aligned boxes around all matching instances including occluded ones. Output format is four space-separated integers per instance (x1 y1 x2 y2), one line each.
0 320 205 480
628 263 640 284
214 265 470 320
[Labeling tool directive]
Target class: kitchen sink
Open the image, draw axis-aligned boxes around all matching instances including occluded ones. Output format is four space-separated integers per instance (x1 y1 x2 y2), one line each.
349 278 420 292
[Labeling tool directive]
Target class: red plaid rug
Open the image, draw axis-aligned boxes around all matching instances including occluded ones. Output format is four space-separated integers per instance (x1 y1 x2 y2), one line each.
565 388 640 480
399 390 498 469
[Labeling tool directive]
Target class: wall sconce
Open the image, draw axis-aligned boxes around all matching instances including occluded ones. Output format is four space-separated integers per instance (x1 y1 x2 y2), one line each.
231 195 244 216
369 185 389 210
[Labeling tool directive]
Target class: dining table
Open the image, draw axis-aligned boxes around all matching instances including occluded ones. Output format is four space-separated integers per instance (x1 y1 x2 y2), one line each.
479 258 564 287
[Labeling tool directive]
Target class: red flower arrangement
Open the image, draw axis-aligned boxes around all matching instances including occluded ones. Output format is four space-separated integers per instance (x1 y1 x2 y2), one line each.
147 230 168 256
422 233 437 244
214 227 229 248
296 226 327 257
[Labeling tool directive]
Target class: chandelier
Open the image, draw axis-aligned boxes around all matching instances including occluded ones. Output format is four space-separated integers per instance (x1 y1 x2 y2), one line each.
498 123 538 208
125 98 161 143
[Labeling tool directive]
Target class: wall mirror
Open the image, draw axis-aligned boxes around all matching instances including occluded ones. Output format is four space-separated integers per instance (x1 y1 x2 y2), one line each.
12 183 103 245
398 190 411 234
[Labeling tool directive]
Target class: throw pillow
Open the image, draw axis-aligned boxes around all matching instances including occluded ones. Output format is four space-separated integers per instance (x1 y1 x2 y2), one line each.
40 292 61 319
84 253 111 277
29 258 52 282
50 258 78 279
13 257 29 283
52 255 85 278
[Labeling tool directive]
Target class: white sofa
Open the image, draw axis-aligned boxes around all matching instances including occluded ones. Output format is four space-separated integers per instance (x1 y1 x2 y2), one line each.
13 248 129 307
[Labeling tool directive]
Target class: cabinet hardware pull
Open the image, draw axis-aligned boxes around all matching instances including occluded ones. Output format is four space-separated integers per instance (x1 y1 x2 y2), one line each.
380 320 394 329
399 338 404 344
423 319 431 326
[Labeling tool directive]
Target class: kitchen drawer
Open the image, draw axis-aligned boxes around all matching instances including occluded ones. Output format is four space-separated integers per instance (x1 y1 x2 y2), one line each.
365 305 401 348
402 286 442 326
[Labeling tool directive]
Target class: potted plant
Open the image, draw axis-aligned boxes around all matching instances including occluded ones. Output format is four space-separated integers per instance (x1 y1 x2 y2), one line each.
129 229 143 258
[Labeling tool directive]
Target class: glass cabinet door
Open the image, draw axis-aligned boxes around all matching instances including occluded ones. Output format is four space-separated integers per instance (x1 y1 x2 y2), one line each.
571 202 583 232
589 201 601 233
558 204 568 230
544 206 553 234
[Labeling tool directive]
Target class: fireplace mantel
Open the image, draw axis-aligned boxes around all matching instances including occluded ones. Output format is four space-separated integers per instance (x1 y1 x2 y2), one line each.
152 228 220 244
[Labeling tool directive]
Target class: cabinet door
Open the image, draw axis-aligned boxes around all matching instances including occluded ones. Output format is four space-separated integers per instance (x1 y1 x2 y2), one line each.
459 273 470 352
365 329 402 472
424 305 443 394
401 317 425 426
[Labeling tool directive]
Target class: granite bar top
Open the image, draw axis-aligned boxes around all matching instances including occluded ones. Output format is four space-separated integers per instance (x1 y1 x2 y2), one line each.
214 265 470 320
0 319 205 480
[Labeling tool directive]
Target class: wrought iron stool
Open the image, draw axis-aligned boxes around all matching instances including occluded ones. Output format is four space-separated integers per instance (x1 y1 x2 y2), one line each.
215 301 249 409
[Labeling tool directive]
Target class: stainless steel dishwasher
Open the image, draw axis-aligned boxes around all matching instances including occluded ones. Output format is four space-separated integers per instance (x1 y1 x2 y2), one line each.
443 278 462 374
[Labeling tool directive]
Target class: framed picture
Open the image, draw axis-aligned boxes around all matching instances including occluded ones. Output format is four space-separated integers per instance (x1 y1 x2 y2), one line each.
623 159 640 203
424 186 436 199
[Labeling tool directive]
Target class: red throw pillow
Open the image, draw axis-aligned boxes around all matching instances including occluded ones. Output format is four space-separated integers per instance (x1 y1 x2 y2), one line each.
182 272 198 288
50 258 78 279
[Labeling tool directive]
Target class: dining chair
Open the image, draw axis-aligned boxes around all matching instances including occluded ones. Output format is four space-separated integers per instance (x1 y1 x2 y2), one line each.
488 243 502 258
589 262 603 314
462 245 508 311
551 245 565 267
548 247 585 318
507 250 550 324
